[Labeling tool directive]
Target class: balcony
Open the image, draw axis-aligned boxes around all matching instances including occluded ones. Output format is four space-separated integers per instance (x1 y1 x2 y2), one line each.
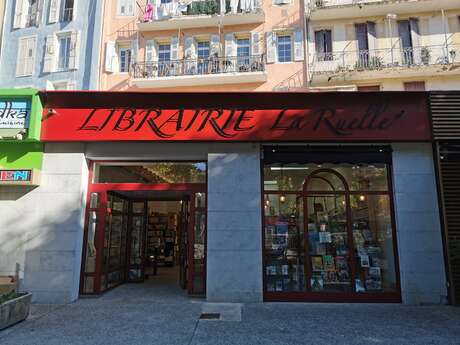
309 44 460 85
308 0 458 20
137 0 264 31
131 55 267 88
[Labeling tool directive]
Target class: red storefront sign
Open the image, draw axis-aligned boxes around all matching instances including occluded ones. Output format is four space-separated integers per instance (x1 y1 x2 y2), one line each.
40 92 432 142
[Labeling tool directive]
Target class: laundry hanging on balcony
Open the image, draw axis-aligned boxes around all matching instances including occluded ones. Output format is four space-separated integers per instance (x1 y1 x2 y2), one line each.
143 3 155 22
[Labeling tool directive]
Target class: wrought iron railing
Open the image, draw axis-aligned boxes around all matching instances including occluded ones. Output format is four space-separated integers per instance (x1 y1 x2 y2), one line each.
131 55 265 79
311 0 406 9
138 0 262 23
310 44 460 75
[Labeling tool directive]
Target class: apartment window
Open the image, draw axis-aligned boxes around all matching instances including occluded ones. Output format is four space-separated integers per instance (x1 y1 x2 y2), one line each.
118 0 134 16
16 36 36 77
62 0 74 21
358 85 380 91
119 47 132 72
26 0 39 27
315 30 332 61
58 35 72 71
197 41 210 74
158 44 170 76
277 35 292 63
158 44 171 62
236 38 250 70
398 19 419 65
53 81 76 90
403 81 425 91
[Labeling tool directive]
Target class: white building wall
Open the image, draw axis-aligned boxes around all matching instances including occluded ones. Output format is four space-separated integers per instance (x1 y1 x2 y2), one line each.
392 143 447 304
0 143 88 303
207 144 263 302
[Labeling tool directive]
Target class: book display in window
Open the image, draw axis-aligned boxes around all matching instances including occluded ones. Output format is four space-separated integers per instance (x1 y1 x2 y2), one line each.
264 194 304 292
307 195 352 292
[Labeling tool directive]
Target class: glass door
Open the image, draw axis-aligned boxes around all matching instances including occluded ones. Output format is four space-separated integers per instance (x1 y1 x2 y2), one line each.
127 201 147 282
303 170 355 294
188 192 206 295
179 198 189 289
101 193 129 291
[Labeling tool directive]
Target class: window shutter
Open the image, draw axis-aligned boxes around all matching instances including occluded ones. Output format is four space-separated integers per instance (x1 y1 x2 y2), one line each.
145 39 158 62
128 0 134 15
71 0 78 21
265 31 277 63
43 35 56 73
185 37 197 59
25 37 36 75
367 22 376 52
171 36 179 60
16 39 26 76
131 38 139 63
251 32 261 56
68 30 81 70
48 0 60 23
409 18 421 64
293 29 304 61
105 41 116 72
314 31 324 55
36 0 45 25
13 0 25 28
224 33 235 57
210 34 221 57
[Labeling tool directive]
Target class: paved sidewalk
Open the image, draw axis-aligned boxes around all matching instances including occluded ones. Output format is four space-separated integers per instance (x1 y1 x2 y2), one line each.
1 272 460 345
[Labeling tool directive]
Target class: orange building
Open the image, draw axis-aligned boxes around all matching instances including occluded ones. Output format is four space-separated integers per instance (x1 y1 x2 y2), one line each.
98 0 307 91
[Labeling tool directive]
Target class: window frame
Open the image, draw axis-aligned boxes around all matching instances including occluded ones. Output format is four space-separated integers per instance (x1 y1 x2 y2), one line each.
117 0 135 16
277 34 293 63
61 0 75 22
118 46 132 73
262 153 402 303
57 33 72 71
16 35 37 77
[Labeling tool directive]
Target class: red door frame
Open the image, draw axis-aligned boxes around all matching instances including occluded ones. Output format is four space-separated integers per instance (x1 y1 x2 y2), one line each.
79 161 207 296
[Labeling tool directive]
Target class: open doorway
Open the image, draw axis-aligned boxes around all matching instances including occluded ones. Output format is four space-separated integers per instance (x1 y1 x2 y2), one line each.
80 162 207 298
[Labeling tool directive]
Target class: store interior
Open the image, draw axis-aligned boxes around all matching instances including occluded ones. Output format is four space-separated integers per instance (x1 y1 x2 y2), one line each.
100 191 191 293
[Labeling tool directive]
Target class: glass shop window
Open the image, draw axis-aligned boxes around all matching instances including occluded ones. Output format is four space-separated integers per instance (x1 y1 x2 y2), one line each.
93 162 207 184
263 160 398 296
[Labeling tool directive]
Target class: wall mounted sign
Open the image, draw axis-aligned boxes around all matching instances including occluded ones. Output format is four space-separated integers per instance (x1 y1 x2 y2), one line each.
40 93 432 142
0 100 31 129
0 169 40 185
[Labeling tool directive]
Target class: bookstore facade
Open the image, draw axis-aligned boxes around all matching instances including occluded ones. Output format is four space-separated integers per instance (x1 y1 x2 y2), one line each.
1 91 447 304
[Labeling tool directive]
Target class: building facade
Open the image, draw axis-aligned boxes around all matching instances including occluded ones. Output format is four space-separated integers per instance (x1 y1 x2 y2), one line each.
99 0 307 91
0 90 449 305
0 0 104 90
306 0 460 91
0 0 6 60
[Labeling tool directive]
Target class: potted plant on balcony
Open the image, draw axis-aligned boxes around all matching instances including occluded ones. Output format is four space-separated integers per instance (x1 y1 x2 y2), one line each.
421 47 431 65
0 277 32 330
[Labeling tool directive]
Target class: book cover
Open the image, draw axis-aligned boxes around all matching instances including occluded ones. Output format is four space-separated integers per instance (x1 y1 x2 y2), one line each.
311 256 324 271
311 275 324 292
319 231 332 243
323 255 335 271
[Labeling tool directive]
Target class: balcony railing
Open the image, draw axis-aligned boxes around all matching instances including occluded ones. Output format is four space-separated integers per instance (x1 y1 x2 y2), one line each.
139 0 262 23
310 44 460 75
131 55 265 79
311 0 409 9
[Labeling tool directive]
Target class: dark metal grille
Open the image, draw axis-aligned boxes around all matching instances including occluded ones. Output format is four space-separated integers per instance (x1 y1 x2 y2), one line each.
431 93 460 140
438 144 460 305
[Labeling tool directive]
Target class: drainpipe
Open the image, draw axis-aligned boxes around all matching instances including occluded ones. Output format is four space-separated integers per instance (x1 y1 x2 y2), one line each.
300 0 309 88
